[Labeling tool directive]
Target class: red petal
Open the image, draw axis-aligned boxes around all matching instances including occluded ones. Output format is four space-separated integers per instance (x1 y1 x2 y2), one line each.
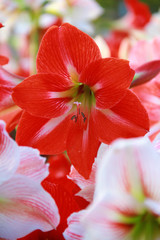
12 73 72 118
43 179 80 223
42 178 87 240
94 90 149 144
0 55 9 65
16 111 71 155
46 154 71 183
37 23 101 76
79 58 135 109
67 113 100 179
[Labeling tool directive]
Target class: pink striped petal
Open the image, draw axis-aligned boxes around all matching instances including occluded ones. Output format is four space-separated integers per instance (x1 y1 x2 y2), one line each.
147 122 160 142
0 105 22 132
0 175 60 239
129 38 160 69
69 163 96 202
0 66 23 108
17 146 49 183
68 162 97 202
80 138 160 239
95 138 146 198
132 76 160 125
63 210 86 240
96 137 160 205
0 120 20 184
69 163 96 189
82 197 132 240
76 185 95 202
152 133 160 152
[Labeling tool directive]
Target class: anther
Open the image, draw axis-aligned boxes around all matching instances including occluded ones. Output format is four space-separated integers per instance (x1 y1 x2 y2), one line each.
71 115 77 122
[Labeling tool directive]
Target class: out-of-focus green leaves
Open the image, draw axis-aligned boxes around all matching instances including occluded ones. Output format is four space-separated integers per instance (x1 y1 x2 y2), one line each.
141 0 160 12
94 0 160 36
96 0 159 13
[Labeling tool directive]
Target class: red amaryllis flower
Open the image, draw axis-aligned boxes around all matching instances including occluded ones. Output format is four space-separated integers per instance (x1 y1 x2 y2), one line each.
12 23 149 178
105 30 129 58
0 24 9 66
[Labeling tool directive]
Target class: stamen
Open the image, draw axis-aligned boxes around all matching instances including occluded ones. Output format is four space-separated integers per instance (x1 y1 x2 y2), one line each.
71 102 87 123
71 115 77 122
74 101 81 116
81 112 87 122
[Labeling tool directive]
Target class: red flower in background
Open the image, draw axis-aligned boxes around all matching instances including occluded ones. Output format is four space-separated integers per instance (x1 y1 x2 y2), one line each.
105 30 129 58
0 23 8 65
0 64 23 132
13 23 149 178
124 0 151 28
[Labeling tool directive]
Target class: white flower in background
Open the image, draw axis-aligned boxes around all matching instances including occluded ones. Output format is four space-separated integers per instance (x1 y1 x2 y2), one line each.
0 0 103 40
145 11 160 39
64 137 160 240
0 0 47 39
44 0 104 33
0 120 60 239
94 36 110 58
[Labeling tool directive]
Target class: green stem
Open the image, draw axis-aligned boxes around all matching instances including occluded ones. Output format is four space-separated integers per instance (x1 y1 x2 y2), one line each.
29 10 40 75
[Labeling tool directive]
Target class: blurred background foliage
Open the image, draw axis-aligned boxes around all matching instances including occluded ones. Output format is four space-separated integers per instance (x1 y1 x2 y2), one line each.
97 0 159 14
94 0 160 34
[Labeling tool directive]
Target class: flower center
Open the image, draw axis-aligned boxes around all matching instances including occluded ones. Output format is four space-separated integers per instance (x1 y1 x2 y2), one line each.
120 211 160 239
131 211 160 239
68 83 95 127
71 83 96 110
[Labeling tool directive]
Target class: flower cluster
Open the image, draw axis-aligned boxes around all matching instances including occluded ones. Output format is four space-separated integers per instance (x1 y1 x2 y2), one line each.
0 0 160 239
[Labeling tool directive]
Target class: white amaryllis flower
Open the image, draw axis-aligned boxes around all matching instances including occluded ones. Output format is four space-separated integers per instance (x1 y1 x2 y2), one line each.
0 120 60 239
64 137 160 240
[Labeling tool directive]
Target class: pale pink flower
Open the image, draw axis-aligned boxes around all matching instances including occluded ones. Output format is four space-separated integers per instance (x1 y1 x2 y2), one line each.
129 38 160 126
63 210 86 240
129 38 160 69
83 137 160 240
0 120 60 239
64 137 160 240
